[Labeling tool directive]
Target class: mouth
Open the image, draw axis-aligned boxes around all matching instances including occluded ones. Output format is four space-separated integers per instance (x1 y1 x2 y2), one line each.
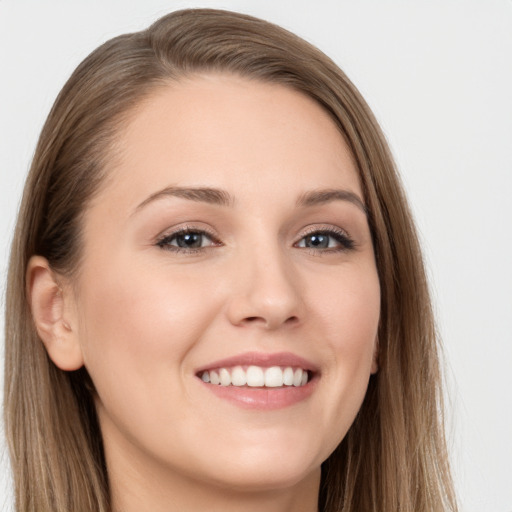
198 365 311 388
195 352 318 409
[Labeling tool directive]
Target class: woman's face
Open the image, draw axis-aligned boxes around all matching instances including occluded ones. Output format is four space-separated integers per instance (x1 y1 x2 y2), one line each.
69 75 380 493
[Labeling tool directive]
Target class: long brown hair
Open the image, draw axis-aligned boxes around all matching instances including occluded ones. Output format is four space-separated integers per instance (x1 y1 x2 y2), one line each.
4 8 457 511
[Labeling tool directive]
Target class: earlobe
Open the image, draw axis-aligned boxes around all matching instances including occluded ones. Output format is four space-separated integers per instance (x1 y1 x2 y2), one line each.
27 256 84 371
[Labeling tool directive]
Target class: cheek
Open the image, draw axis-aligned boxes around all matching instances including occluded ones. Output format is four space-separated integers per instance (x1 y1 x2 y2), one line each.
75 255 220 392
73 254 229 455
309 262 380 355
305 262 380 443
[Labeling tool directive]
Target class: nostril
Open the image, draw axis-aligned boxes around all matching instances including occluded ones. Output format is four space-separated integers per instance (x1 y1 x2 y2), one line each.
239 315 298 328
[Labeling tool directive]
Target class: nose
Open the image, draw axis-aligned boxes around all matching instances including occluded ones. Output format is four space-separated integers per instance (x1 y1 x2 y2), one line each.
225 246 303 330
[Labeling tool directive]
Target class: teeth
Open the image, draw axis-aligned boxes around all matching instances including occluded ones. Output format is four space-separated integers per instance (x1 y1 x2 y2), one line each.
246 366 265 387
231 366 247 386
265 366 283 387
219 368 231 386
283 367 294 386
210 370 220 385
199 365 310 388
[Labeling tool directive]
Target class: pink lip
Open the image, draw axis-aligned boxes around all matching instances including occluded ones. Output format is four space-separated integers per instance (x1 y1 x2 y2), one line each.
195 351 318 373
195 351 319 410
202 382 317 410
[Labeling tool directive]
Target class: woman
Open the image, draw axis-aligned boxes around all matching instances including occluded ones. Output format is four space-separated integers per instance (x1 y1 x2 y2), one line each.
3 8 457 512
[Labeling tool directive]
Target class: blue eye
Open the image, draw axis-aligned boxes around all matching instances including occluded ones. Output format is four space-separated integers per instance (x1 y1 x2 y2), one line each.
157 229 218 251
157 227 353 254
296 230 354 251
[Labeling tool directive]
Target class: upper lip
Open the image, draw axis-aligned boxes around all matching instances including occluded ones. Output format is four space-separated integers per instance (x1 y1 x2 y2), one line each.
195 351 319 374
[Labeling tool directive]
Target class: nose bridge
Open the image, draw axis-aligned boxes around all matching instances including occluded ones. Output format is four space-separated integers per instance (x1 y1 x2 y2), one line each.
227 237 302 329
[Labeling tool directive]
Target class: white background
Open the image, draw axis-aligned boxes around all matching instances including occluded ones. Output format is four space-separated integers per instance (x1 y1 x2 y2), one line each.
1 1 511 510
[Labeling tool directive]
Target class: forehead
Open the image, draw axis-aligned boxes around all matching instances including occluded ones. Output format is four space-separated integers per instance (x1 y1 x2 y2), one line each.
93 74 361 211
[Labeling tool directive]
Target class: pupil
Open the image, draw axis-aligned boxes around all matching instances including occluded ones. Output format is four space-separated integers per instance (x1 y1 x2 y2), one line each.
306 234 328 248
178 233 202 248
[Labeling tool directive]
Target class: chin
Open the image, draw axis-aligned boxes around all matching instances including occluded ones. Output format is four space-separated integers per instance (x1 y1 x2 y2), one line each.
203 459 321 493
189 439 325 493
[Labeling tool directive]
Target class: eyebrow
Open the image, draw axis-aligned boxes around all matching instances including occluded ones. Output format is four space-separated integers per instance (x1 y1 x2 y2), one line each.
134 186 234 212
296 188 367 214
134 185 367 215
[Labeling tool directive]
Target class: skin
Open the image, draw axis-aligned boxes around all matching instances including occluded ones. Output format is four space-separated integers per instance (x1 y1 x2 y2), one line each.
29 75 380 512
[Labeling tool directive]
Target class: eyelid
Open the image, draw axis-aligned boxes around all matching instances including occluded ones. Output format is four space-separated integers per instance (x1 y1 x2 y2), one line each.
155 222 217 240
296 224 351 240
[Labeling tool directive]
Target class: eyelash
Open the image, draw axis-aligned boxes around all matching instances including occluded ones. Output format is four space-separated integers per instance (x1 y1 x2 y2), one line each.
156 227 221 254
155 226 355 254
294 227 355 253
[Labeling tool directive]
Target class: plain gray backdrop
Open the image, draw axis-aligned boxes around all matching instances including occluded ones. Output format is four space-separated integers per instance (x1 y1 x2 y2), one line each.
1 1 511 510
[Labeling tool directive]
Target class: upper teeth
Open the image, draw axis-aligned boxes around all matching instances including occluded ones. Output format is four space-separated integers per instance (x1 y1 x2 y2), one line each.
200 366 309 387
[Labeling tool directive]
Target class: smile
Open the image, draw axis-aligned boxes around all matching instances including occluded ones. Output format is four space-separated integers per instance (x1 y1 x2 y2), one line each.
199 365 310 388
195 352 318 409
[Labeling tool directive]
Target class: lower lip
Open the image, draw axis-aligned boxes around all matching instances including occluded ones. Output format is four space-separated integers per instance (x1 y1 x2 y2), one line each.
198 377 317 410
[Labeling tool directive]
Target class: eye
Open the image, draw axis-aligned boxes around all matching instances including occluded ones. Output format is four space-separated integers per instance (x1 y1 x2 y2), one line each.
156 228 219 252
295 229 354 251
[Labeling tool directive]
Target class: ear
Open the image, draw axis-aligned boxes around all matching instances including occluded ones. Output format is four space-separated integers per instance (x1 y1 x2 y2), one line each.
27 256 84 371
370 335 379 374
